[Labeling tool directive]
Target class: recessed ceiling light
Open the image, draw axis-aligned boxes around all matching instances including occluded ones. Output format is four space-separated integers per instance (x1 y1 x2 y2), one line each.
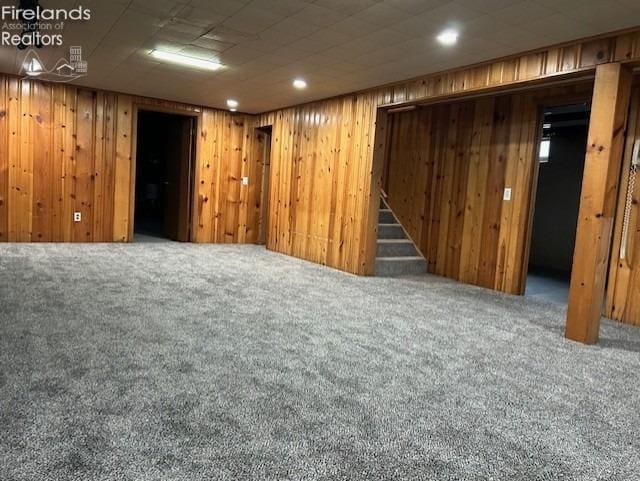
293 78 307 89
150 50 222 71
226 99 238 108
436 29 458 46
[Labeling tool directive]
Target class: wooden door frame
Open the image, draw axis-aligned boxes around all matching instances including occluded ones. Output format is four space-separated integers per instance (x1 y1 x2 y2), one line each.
520 94 594 296
129 104 201 242
256 126 273 246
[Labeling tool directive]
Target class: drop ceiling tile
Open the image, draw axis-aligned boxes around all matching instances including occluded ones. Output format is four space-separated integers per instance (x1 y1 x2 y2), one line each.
461 15 510 37
262 48 310 65
188 0 253 17
153 29 200 45
258 0 314 16
303 53 344 68
190 36 235 52
388 11 442 36
385 0 450 14
220 45 266 64
562 1 632 25
454 0 518 14
424 1 485 24
176 45 223 61
314 0 380 14
174 6 227 28
293 36 343 54
356 3 413 26
161 19 210 37
490 1 555 25
222 6 282 35
492 26 554 50
129 0 186 19
328 16 379 36
617 0 640 11
299 28 354 49
256 26 310 48
269 17 323 37
290 4 349 28
521 13 595 41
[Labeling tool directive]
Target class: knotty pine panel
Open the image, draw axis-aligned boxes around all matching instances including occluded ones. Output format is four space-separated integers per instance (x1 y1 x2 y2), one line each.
606 83 640 326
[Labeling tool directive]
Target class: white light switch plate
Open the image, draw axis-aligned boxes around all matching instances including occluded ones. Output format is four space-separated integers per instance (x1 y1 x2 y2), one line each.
73 212 82 222
503 188 512 201
241 176 249 186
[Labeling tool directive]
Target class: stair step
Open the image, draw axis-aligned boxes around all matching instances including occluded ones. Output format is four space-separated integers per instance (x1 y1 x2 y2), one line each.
377 239 419 257
378 223 406 239
378 209 395 224
375 256 427 277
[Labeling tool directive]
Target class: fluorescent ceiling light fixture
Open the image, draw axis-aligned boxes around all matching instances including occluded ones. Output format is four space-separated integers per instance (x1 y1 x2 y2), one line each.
436 29 458 46
24 57 44 76
226 99 238 108
293 78 307 89
150 50 222 71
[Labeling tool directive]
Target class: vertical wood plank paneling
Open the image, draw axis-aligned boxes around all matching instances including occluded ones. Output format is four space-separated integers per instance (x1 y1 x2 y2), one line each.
31 81 52 241
62 87 77 242
606 85 640 326
92 92 105 241
74 89 95 242
195 109 215 242
50 84 65 240
112 94 132 241
0 77 9 240
11 80 34 241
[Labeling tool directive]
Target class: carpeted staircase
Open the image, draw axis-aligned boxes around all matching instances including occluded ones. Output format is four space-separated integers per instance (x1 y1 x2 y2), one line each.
375 198 427 276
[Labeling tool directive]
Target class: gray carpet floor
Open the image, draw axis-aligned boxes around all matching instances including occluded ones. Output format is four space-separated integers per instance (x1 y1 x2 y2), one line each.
1 243 639 481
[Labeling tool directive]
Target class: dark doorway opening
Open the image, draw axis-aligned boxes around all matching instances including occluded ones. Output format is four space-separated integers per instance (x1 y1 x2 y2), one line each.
526 103 590 304
257 126 272 245
134 110 196 242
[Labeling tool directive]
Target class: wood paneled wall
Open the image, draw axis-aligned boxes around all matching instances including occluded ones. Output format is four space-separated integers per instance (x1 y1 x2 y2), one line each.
384 84 593 294
193 110 264 244
0 75 263 243
2 28 640 280
258 29 640 275
258 94 380 274
606 84 640 326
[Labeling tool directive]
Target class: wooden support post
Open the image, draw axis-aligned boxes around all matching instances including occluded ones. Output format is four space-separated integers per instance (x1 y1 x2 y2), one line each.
565 63 632 344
